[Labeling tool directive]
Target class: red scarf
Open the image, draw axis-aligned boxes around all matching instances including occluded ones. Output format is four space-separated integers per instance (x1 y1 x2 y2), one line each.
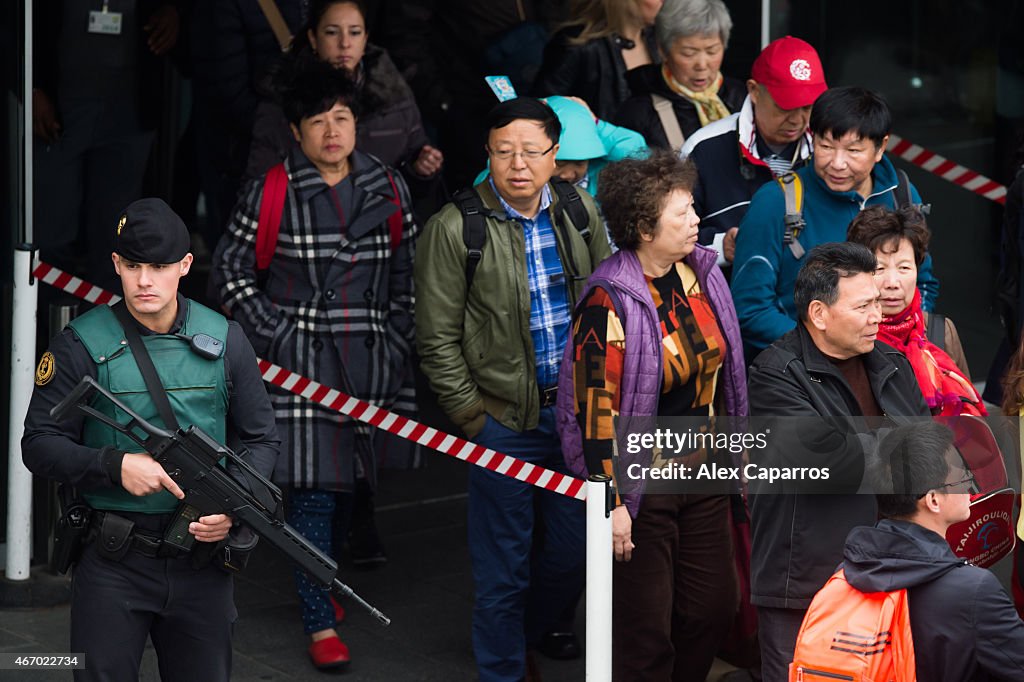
876 290 985 416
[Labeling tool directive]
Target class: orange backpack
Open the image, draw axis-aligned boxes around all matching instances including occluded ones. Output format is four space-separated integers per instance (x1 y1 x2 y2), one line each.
789 568 916 682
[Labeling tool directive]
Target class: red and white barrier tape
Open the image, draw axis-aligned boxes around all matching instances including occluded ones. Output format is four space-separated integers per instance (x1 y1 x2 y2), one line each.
258 360 586 500
34 262 121 305
888 134 1007 205
30 260 587 501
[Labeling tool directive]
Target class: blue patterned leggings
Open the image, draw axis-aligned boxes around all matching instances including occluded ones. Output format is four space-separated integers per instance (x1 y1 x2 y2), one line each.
288 488 355 634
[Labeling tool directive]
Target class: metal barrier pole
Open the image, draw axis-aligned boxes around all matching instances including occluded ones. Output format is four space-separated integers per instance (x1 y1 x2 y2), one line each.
585 474 613 681
5 246 37 579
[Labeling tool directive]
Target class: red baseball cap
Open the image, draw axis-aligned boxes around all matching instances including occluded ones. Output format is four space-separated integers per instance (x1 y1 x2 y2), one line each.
750 36 827 110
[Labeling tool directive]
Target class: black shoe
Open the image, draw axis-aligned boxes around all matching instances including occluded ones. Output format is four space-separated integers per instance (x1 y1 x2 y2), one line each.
348 529 388 570
537 631 581 661
347 486 387 569
349 545 388 570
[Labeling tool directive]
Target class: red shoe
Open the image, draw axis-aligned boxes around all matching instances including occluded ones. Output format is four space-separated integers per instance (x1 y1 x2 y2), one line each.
330 595 345 624
308 634 350 670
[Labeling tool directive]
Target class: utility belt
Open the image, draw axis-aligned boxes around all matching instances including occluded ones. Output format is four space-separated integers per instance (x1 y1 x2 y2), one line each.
51 501 188 573
88 510 195 563
52 488 257 574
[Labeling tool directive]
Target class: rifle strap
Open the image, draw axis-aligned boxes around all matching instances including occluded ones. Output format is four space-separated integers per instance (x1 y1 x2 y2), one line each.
112 301 180 431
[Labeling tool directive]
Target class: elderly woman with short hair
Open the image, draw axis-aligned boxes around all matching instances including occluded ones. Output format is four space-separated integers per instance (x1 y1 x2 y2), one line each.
556 151 747 680
847 205 984 416
614 0 744 150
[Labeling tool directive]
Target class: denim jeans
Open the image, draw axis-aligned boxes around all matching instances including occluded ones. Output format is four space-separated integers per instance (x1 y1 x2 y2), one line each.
467 408 586 682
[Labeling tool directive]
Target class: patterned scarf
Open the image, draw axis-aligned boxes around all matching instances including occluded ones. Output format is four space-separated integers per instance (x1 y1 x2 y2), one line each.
661 66 732 127
876 289 986 416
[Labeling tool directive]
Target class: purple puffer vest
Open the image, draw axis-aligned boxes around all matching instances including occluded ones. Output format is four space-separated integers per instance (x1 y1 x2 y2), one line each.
555 245 749 517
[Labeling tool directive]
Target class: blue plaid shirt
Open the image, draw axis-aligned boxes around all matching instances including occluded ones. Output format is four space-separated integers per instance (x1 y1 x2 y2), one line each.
490 179 571 390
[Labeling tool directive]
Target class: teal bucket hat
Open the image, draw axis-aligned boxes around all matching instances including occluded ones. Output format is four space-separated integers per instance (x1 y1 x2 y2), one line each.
547 96 605 162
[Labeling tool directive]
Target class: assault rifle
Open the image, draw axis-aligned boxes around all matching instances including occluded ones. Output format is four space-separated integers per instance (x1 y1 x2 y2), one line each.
52 375 390 626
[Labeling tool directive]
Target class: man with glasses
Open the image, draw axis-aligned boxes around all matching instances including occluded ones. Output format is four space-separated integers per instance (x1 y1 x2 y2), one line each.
414 96 610 681
839 421 1024 680
746 242 930 681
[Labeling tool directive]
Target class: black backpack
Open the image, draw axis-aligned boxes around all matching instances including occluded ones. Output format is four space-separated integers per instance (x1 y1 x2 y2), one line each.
452 179 593 288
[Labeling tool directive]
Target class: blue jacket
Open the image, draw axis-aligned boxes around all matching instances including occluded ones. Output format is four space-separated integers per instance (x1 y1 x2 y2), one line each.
731 155 939 353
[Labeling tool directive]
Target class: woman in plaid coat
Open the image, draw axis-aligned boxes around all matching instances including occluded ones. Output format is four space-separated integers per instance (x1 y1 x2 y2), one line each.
212 63 417 669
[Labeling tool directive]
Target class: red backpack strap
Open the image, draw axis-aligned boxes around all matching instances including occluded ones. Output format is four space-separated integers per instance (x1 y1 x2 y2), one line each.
385 171 403 253
255 163 289 272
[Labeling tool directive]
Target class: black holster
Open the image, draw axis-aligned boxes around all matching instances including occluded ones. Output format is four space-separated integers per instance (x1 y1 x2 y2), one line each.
51 484 92 574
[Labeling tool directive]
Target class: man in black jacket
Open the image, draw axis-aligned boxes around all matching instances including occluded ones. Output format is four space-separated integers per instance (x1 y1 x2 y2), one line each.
746 242 929 682
843 421 1024 681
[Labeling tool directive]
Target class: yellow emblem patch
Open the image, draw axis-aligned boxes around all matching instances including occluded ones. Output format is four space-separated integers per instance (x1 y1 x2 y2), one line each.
117 214 127 235
35 351 56 386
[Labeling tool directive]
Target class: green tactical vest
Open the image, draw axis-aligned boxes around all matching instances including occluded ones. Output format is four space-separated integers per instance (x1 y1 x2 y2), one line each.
68 300 229 514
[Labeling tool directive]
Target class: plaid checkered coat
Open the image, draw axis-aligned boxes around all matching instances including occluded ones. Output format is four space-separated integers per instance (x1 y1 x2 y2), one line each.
213 149 420 491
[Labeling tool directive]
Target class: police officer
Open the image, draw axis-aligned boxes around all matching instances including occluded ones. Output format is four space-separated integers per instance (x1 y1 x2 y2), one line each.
22 198 280 682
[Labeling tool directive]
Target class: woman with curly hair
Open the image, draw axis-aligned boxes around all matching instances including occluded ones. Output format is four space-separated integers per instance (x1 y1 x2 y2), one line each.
847 205 984 417
555 150 747 680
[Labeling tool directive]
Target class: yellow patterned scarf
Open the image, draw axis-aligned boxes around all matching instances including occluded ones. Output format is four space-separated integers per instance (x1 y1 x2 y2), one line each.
661 65 731 127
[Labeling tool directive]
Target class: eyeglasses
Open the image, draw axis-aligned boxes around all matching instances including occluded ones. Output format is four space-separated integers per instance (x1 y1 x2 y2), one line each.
487 142 556 162
916 473 975 498
937 473 976 493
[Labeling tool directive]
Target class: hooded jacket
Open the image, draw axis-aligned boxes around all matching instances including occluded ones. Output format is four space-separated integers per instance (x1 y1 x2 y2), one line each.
844 519 1024 681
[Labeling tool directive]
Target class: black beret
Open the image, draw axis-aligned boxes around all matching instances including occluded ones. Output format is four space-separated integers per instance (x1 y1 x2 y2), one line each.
114 198 190 264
